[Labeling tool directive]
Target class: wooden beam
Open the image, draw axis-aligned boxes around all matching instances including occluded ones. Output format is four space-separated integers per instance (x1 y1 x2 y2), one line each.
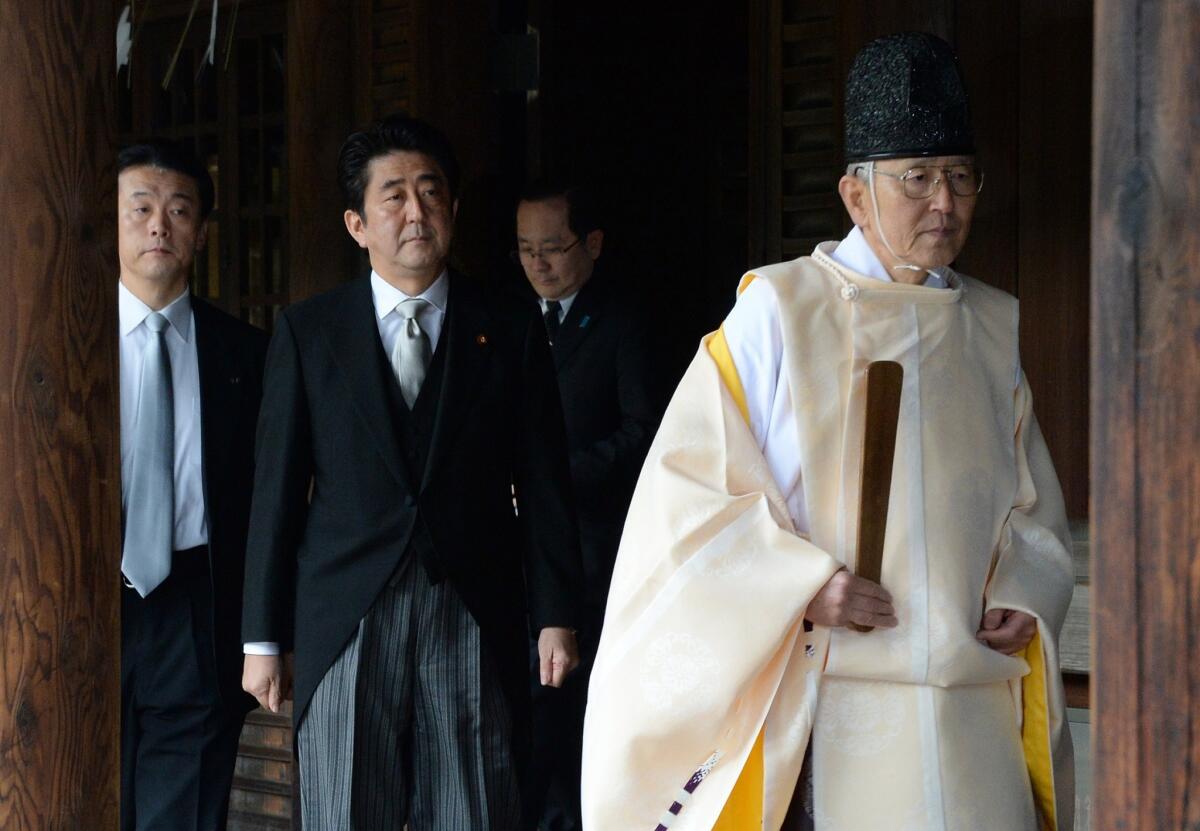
0 4 121 828
1092 0 1200 827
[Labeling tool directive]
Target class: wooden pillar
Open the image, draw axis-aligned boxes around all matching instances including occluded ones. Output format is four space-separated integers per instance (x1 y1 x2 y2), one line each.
1092 1 1200 828
0 4 120 830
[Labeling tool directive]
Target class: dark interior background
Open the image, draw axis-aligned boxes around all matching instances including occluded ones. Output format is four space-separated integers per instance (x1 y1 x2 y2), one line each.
115 0 1091 510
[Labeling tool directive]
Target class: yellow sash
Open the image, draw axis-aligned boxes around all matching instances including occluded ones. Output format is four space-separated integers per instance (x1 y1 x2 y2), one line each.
708 325 766 828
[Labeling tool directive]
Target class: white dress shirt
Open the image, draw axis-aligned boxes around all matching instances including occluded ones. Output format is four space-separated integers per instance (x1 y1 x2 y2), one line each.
721 227 953 534
244 270 451 657
372 269 449 358
119 281 208 550
538 290 579 324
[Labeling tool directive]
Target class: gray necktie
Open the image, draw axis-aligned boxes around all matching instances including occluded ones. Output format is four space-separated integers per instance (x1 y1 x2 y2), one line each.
121 312 175 597
391 298 432 408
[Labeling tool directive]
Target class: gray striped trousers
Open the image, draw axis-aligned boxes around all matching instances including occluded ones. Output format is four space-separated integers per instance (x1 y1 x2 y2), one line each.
297 560 522 830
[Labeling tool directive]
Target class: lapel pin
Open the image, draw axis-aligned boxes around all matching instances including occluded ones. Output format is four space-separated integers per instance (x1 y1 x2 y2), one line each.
476 334 488 345
580 315 591 328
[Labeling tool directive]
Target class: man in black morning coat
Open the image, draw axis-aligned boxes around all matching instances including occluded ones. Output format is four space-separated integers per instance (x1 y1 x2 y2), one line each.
240 114 584 830
514 183 662 830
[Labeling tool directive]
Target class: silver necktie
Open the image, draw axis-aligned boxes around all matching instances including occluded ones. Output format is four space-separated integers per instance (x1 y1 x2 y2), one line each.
391 298 432 408
121 311 175 597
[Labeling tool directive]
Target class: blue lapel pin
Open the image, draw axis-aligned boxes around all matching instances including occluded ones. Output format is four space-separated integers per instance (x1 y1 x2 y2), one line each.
579 315 591 328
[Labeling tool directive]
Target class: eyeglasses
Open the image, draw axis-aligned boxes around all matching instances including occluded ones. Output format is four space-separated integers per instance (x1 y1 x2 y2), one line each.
510 236 582 264
870 164 984 199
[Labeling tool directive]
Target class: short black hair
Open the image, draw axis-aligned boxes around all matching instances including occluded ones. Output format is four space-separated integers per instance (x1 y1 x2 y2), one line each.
517 181 601 238
337 113 461 216
117 138 215 219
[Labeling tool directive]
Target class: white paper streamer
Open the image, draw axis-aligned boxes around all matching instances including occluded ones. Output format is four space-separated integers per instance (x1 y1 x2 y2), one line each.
116 5 132 71
202 0 219 65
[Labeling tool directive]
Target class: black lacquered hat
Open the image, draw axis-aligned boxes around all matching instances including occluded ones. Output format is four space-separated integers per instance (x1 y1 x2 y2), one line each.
844 32 975 163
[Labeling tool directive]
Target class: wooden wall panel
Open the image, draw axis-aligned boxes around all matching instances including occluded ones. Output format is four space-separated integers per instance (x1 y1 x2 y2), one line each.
411 0 502 281
351 0 419 130
0 3 121 828
748 0 782 266
840 0 953 42
352 0 504 281
1016 0 1091 520
287 0 359 300
1092 1 1200 826
778 6 841 261
369 0 416 117
952 3 1020 298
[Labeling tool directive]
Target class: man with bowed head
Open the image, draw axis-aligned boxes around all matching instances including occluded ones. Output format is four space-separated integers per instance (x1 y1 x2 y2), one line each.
515 182 662 829
582 32 1075 830
241 114 584 829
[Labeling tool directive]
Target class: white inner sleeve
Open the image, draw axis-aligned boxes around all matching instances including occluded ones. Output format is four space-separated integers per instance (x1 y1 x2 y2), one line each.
721 230 893 535
722 277 808 533
244 641 281 655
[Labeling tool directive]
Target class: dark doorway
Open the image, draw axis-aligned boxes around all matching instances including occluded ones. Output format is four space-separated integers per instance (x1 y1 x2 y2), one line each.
512 2 753 377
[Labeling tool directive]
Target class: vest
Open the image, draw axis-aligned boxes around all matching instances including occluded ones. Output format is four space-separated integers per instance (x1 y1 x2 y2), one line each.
380 329 449 584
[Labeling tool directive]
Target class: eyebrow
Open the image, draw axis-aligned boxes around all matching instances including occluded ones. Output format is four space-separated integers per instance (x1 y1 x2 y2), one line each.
379 172 444 191
127 189 196 202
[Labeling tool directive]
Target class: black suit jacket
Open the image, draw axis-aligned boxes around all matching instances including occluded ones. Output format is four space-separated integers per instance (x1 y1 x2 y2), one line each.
242 272 584 724
191 297 269 708
547 275 663 621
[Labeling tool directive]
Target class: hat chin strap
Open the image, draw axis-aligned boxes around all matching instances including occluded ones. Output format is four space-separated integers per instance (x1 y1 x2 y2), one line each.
865 162 929 278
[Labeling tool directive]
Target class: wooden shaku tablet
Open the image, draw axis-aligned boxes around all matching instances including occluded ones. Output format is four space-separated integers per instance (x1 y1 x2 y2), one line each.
849 360 904 633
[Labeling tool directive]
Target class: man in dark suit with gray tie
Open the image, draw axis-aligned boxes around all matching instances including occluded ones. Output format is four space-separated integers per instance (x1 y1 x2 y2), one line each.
241 114 584 830
117 139 267 831
514 183 663 830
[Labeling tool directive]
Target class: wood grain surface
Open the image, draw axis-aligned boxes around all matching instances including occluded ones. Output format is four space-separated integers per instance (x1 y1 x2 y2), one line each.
849 361 903 634
0 3 120 829
854 361 903 586
1092 0 1200 827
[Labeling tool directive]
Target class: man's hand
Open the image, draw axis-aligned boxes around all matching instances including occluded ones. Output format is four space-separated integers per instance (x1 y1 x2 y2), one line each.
243 653 293 713
805 568 897 630
976 608 1037 655
538 627 579 688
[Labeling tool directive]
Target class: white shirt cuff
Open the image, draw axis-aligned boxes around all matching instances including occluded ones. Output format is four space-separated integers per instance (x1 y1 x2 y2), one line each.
243 641 281 655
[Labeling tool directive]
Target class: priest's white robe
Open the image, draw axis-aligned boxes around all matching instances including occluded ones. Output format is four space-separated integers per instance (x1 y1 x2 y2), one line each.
580 241 1075 831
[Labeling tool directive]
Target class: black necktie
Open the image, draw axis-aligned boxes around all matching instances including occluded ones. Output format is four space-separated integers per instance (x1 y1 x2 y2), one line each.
543 300 562 344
